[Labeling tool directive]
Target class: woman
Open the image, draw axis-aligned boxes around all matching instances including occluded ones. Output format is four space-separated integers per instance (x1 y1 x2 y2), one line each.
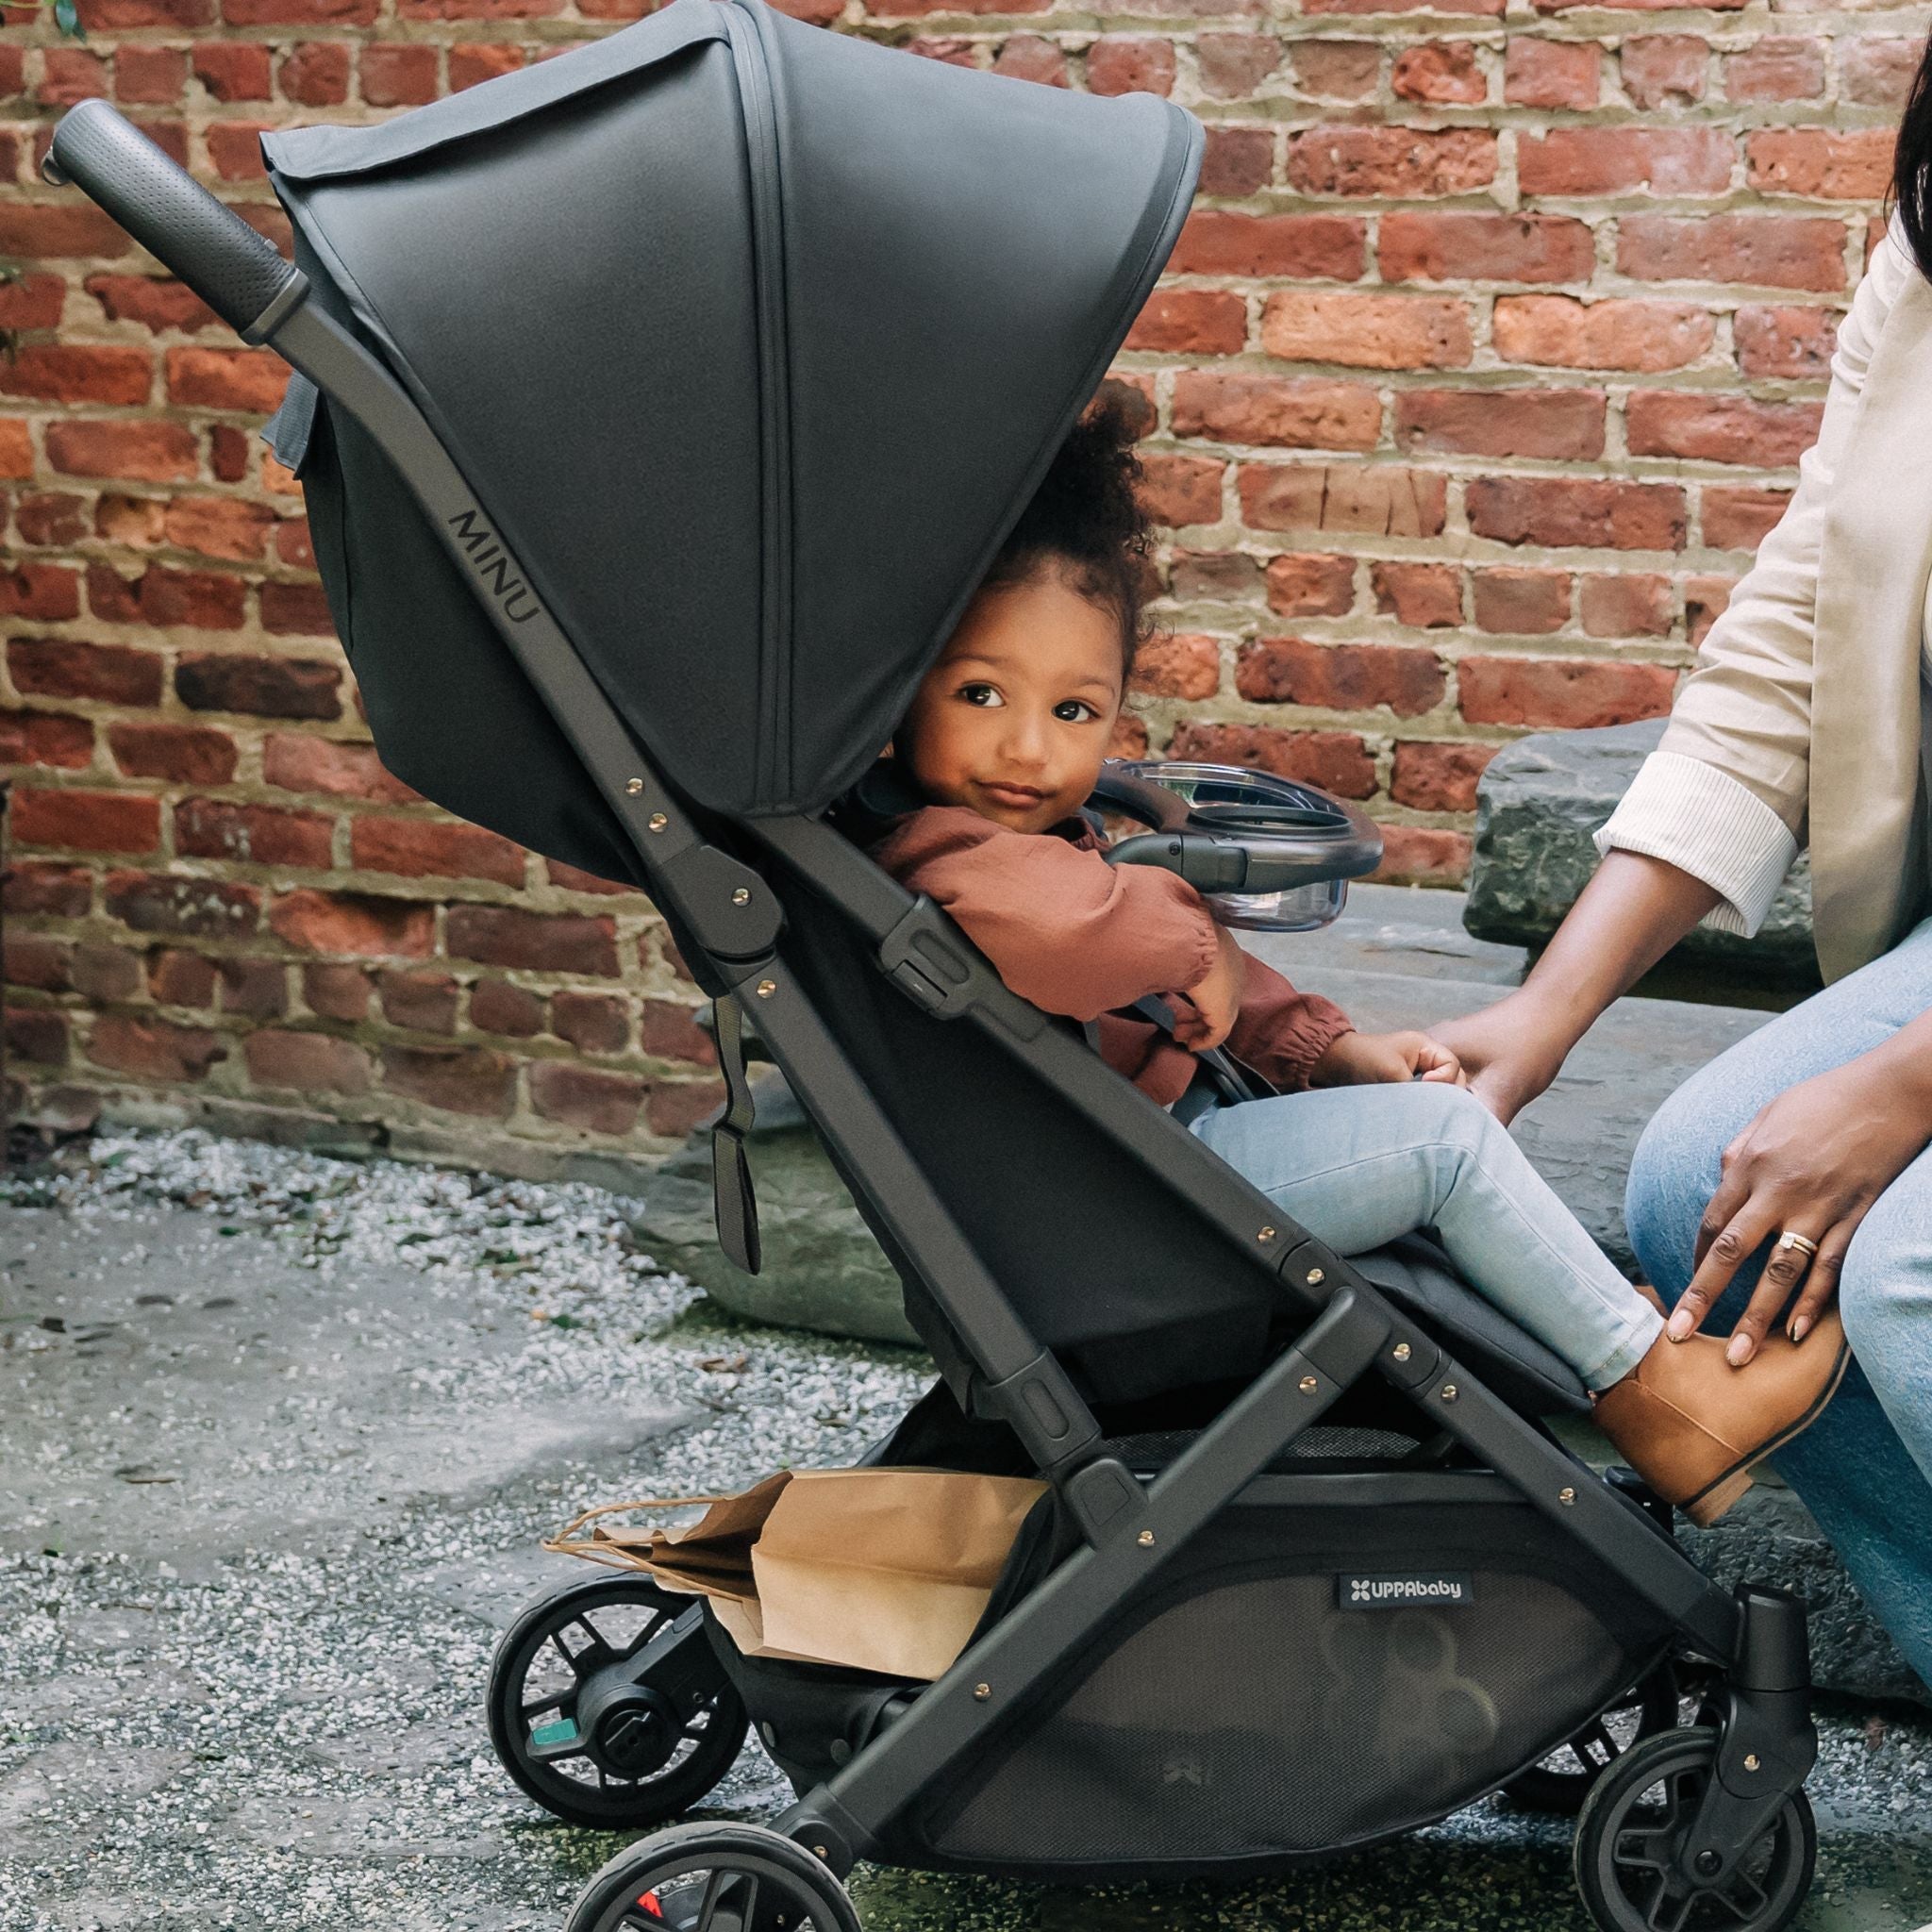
1433 74 1932 1690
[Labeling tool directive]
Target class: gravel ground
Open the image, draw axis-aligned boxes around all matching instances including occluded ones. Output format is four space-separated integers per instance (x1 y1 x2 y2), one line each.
2 1128 1928 1932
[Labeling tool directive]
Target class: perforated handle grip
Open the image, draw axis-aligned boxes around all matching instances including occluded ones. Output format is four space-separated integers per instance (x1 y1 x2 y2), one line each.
45 99 305 341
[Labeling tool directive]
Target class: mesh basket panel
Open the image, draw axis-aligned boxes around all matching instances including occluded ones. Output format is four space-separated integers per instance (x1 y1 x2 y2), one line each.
926 1562 1632 1865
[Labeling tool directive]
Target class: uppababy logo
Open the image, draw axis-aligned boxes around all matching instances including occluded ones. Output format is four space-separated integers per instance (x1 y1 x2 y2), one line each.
1340 1572 1474 1609
448 508 540 624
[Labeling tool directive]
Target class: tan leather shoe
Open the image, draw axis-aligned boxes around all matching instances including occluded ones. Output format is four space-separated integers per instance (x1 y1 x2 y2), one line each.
1592 1310 1851 1526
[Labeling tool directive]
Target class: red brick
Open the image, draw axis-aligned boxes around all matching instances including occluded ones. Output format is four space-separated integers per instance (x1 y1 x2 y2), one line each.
1617 215 1846 292
1372 560 1460 628
1702 486 1790 553
4 1008 70 1067
117 45 189 101
1087 35 1173 95
92 561 247 631
1687 575 1735 647
262 734 419 803
381 1042 514 1117
210 425 252 482
10 787 159 854
1391 41 1482 104
1170 211 1366 280
1291 41 1379 98
1170 551 1263 603
5 936 73 993
259 582 339 637
1173 371 1380 450
1840 38 1919 109
0 205 135 261
1197 31 1280 96
45 418 198 482
6 863 93 919
378 967 459 1034
530 1060 643 1135
275 520 316 571
552 989 630 1055
76 0 211 24
163 346 289 415
1624 392 1822 468
279 40 351 104
1240 464 1448 538
1311 0 1500 15
158 494 275 563
176 652 341 719
1371 825 1472 887
546 859 641 899
1130 632 1221 700
0 710 94 771
224 0 377 25
0 274 67 330
350 816 525 886
639 998 716 1065
1466 476 1686 551
445 906 619 976
1288 126 1495 198
1504 38 1599 108
1734 307 1837 379
302 961 370 1021
1457 655 1676 728
206 120 274 181
1391 741 1496 813
147 947 217 1008
1167 721 1377 798
1725 38 1824 103
1378 212 1593 287
94 495 168 549
268 890 434 958
38 46 110 106
1473 567 1571 635
1265 553 1357 618
1620 35 1707 108
1747 129 1893 202
1580 574 1674 639
470 978 545 1037
215 958 286 1017
1199 127 1274 199
1124 291 1246 357
88 1013 225 1081
14 494 91 546
1236 636 1445 715
73 944 142 1001
647 1079 728 1140
1493 295 1714 372
1261 290 1471 370
0 45 23 95
358 42 439 105
1395 388 1605 460
1 561 82 621
192 42 273 99
1138 454 1225 527
1519 128 1733 197
245 1029 370 1093
905 36 974 65
104 870 258 937
175 797 335 868
448 42 524 91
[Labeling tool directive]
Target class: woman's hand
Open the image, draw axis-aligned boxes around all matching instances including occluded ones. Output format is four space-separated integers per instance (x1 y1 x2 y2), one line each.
1173 924 1246 1052
1429 991 1571 1125
1673 1041 1932 1361
1312 1029 1466 1088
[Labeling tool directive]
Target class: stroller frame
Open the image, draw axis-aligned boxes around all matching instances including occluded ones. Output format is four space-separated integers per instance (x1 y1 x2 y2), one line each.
45 91 1821 1927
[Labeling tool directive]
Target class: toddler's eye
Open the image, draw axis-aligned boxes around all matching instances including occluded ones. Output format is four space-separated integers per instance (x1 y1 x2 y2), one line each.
1054 700 1099 724
958 683 1004 708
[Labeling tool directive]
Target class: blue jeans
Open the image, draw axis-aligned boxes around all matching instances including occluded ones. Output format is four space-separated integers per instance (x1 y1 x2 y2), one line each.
1190 1080 1661 1391
1626 914 1932 1690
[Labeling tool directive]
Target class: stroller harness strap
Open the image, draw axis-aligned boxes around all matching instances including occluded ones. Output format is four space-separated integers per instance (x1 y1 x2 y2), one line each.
711 993 763 1275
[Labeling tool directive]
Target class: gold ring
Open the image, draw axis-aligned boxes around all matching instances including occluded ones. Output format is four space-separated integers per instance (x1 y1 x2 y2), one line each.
1775 1231 1820 1258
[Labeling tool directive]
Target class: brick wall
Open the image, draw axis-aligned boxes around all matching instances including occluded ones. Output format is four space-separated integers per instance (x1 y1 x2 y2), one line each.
0 0 1903 1162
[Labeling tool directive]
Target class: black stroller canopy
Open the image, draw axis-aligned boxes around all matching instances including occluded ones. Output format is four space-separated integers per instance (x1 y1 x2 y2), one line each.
261 0 1201 829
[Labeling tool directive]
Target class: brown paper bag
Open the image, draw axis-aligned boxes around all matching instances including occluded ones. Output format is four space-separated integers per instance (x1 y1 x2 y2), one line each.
545 1467 1046 1680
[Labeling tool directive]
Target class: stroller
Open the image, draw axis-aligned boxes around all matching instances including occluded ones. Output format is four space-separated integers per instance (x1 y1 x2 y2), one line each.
45 13 1821 1928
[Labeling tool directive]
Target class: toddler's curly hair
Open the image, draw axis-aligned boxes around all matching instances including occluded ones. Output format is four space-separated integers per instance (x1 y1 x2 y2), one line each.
981 391 1154 678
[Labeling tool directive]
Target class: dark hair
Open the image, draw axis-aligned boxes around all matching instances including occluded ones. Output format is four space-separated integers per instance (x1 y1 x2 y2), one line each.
980 391 1154 677
1896 38 1932 277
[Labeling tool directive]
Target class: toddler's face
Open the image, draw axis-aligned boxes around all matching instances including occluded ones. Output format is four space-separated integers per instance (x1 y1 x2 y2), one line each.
899 571 1124 834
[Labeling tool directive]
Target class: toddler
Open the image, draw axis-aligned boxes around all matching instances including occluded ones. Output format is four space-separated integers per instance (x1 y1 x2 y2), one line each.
852 400 1847 1526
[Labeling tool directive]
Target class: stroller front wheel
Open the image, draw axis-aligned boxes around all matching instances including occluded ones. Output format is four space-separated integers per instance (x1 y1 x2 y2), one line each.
567 1821 861 1932
1573 1728 1816 1932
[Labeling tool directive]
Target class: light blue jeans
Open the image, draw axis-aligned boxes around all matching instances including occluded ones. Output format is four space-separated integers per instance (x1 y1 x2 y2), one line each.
1190 1080 1661 1391
1626 914 1932 1690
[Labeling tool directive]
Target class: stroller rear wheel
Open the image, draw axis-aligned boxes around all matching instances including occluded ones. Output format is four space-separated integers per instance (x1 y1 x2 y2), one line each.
567 1822 861 1932
1573 1728 1815 1932
1503 1661 1679 1815
488 1574 748 1831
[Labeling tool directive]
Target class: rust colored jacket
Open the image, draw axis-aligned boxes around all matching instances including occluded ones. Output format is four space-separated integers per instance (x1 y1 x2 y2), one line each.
868 803 1355 1108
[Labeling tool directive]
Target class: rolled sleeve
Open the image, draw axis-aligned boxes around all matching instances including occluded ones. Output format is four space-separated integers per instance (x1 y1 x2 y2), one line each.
1595 750 1801 938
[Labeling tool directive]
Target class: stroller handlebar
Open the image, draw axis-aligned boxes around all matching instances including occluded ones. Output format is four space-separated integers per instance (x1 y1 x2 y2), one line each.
43 100 307 342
